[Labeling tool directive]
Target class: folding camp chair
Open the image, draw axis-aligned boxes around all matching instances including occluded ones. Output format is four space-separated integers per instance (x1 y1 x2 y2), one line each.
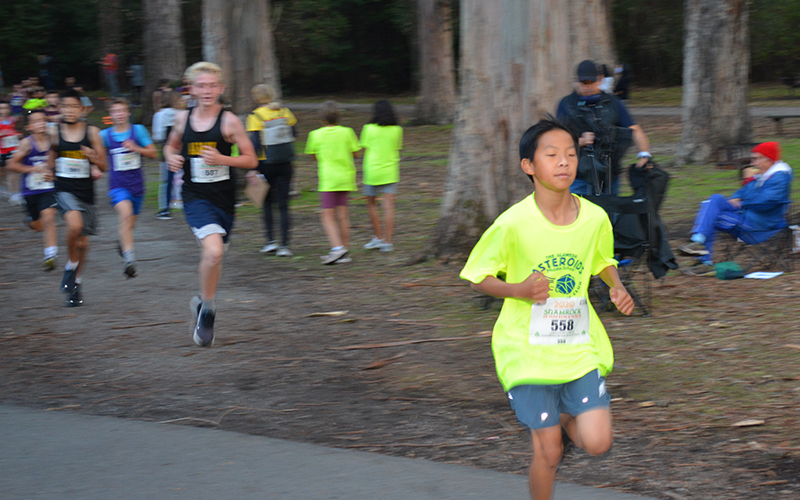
720 197 795 274
584 194 652 316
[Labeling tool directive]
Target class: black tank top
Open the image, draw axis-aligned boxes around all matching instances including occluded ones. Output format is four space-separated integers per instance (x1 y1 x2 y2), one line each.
180 107 236 213
54 124 94 204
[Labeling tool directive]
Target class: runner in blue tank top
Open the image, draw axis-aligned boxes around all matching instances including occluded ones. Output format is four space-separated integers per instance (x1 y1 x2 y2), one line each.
100 97 157 278
163 62 258 347
7 109 59 271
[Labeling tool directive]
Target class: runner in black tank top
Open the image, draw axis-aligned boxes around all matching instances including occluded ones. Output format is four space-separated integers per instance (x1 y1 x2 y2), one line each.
55 123 94 204
180 106 235 213
162 62 258 348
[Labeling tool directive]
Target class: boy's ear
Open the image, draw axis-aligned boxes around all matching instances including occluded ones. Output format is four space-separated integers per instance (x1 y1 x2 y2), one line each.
521 158 535 177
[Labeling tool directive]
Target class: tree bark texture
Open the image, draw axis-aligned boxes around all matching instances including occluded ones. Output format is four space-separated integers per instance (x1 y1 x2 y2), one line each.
678 0 750 165
98 0 123 53
143 0 185 109
433 0 615 256
415 0 457 125
202 0 280 115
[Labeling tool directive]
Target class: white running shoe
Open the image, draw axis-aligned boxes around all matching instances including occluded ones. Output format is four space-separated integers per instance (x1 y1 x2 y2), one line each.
321 247 348 265
260 241 279 253
363 237 384 250
276 246 293 257
379 243 394 253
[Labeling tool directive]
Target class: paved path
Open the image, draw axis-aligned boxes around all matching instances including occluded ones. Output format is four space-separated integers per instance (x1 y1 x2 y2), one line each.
0 405 657 500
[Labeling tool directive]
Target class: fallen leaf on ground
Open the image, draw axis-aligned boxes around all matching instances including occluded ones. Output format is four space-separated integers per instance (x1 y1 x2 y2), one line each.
733 419 765 427
307 311 348 317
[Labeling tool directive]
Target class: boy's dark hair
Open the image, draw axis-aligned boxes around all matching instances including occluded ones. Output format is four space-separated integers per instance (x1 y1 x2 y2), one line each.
370 100 398 126
519 115 579 184
321 101 339 125
59 87 83 102
26 108 46 124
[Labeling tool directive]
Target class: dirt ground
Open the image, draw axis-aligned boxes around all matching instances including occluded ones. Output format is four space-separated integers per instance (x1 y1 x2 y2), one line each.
0 110 798 500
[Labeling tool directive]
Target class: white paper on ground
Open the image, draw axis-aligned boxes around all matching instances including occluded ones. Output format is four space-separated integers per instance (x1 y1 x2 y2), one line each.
744 271 784 279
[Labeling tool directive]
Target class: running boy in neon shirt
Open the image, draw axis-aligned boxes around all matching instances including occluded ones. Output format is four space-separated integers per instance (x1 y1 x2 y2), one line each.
7 109 58 270
163 62 258 347
49 88 107 307
460 117 633 500
100 97 157 278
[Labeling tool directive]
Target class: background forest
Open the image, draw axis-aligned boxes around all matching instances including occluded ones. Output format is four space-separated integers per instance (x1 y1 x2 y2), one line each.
1 0 799 93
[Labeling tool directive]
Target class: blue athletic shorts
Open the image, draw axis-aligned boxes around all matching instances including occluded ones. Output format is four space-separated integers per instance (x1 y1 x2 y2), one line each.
108 187 144 215
507 369 611 430
183 199 234 243
363 183 397 196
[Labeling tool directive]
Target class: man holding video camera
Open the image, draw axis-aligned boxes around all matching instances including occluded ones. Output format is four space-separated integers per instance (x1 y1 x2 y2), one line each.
557 60 652 195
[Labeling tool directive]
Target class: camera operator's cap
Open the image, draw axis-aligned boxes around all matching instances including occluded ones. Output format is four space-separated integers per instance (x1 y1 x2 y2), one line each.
751 141 781 162
577 60 599 82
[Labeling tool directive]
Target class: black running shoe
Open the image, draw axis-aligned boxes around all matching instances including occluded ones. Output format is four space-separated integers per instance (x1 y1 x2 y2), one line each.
193 308 215 347
61 269 77 293
66 283 83 307
124 261 137 278
155 210 172 220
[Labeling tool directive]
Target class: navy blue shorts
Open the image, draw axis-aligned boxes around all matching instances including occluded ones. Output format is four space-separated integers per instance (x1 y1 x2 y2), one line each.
183 199 234 243
507 369 611 430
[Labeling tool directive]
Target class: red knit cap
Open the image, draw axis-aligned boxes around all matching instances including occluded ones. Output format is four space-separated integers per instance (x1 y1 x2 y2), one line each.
751 141 781 162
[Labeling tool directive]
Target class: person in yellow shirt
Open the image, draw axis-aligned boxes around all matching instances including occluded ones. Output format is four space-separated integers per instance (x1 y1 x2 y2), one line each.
245 84 297 257
460 117 633 500
360 100 402 253
304 101 361 264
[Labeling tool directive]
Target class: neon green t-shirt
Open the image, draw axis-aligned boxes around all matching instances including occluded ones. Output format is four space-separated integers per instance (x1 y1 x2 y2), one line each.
246 106 297 161
460 193 618 391
304 125 361 192
360 124 402 185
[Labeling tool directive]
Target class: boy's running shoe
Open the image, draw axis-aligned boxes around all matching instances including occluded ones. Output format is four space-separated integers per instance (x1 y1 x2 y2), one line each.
189 295 214 347
379 242 394 253
155 210 172 220
363 237 384 250
124 261 137 278
276 246 293 257
334 257 352 264
260 241 279 253
66 283 83 307
193 310 215 347
61 269 77 292
43 257 56 272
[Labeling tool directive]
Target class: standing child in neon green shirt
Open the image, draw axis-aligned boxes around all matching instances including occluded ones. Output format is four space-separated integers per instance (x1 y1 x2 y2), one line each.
304 101 361 264
360 100 402 252
460 117 633 500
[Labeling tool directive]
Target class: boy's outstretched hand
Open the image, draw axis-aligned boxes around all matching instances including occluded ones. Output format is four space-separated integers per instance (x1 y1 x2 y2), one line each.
609 287 634 315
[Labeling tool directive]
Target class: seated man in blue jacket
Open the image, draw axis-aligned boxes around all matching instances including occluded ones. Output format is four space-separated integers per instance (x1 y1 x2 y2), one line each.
680 141 793 275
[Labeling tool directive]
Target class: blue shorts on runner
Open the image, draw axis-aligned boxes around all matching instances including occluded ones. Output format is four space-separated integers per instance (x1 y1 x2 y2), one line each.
183 199 234 243
507 369 611 430
108 187 144 215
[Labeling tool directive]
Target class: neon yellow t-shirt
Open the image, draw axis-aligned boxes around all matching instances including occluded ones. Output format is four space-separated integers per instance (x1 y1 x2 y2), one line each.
246 107 297 161
460 193 618 391
360 124 402 186
304 125 361 192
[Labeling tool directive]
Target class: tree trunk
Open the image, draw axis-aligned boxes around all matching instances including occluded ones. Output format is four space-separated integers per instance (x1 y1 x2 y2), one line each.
678 0 750 165
203 0 280 116
143 0 185 120
432 0 615 257
98 0 123 87
98 0 123 53
415 0 457 125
